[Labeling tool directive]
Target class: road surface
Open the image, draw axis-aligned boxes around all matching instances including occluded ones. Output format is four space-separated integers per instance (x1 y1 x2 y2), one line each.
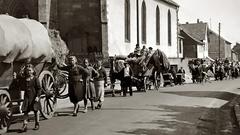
6 79 240 135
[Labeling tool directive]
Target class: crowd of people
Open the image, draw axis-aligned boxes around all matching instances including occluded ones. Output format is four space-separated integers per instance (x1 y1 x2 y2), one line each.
13 57 108 132
14 44 240 133
188 58 240 83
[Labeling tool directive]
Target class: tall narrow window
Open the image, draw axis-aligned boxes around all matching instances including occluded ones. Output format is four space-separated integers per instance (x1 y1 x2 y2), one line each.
156 6 160 45
141 1 146 44
168 9 172 46
125 0 130 42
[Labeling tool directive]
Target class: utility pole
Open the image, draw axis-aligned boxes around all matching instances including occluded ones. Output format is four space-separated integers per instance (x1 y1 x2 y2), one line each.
136 0 139 45
218 23 221 58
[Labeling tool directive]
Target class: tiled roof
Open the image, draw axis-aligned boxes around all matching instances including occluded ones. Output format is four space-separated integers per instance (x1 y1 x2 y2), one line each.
209 29 232 44
180 23 208 41
179 27 204 45
158 0 180 7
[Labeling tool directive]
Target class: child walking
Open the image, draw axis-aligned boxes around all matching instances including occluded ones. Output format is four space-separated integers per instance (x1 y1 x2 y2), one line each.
21 64 42 132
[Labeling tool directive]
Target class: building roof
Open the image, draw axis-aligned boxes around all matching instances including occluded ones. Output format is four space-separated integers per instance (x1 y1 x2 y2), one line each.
158 0 180 7
180 22 208 41
179 27 204 45
209 29 232 45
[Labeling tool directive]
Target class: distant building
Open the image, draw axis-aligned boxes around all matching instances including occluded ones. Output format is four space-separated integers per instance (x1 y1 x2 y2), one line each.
208 29 231 59
180 21 209 59
232 42 240 61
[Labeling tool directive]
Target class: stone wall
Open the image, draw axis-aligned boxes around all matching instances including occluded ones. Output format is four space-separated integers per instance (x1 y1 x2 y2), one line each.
57 0 101 57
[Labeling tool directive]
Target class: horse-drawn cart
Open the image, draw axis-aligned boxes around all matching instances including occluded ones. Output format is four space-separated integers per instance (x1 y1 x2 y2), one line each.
0 15 68 134
109 49 170 93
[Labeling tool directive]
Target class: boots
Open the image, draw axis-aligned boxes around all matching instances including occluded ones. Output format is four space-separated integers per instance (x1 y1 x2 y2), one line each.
33 122 40 130
21 124 27 132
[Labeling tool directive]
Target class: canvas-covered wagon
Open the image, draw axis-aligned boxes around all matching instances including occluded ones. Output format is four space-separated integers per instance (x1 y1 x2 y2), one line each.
0 15 68 134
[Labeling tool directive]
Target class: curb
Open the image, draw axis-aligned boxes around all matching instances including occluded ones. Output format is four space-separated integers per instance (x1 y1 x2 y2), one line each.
233 104 240 127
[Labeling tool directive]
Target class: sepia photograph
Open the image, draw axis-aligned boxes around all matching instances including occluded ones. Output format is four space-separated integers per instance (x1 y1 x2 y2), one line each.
0 0 240 134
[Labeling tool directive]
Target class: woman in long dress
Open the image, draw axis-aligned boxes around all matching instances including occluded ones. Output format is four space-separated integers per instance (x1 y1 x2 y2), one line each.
58 56 89 116
82 58 99 113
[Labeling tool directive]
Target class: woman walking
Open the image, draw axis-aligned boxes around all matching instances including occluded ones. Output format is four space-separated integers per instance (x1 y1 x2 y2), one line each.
94 60 108 109
21 64 41 132
58 56 89 116
82 58 99 113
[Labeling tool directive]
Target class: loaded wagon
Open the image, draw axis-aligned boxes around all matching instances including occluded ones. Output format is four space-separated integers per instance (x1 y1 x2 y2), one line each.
109 49 170 93
0 15 68 134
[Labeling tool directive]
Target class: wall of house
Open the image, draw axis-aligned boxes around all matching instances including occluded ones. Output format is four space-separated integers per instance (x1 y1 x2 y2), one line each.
107 0 178 58
0 0 38 20
225 43 231 59
208 31 225 59
197 44 204 58
182 33 197 58
203 29 209 58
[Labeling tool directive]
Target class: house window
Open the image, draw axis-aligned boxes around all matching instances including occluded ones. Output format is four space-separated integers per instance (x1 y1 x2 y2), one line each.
168 9 172 46
156 6 160 45
141 1 146 44
179 38 183 53
125 0 130 42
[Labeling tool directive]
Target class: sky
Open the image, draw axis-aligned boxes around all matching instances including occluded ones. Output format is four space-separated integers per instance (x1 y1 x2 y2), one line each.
174 0 240 46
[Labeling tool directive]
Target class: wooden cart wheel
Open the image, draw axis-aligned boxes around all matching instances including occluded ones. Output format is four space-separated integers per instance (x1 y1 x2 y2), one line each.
54 71 68 99
154 72 161 90
0 90 12 134
39 71 57 119
143 77 148 92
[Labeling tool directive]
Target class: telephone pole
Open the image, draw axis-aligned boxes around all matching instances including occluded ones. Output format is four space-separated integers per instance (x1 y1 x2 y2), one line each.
218 23 221 58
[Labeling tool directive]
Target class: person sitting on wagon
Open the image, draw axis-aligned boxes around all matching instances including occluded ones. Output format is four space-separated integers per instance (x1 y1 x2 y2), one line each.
21 64 41 132
134 44 141 57
140 45 148 56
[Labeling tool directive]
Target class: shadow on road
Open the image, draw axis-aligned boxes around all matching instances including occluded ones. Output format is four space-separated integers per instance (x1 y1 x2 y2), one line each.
160 91 238 101
116 105 239 135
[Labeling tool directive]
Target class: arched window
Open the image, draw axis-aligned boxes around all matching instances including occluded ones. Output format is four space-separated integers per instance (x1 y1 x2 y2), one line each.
156 6 160 45
168 9 172 46
125 0 130 42
141 1 146 44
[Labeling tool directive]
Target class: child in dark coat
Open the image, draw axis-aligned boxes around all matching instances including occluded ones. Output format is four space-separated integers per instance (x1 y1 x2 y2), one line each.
21 64 42 132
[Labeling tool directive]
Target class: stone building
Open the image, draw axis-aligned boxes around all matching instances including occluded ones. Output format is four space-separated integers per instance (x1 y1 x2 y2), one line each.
0 0 181 63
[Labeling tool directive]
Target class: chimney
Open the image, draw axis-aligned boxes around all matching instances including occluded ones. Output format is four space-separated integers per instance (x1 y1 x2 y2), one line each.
197 19 200 23
38 0 51 29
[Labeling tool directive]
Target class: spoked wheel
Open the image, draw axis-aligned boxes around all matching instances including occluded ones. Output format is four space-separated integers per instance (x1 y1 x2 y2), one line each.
0 90 12 134
143 77 148 92
154 72 161 90
54 70 68 99
39 71 57 119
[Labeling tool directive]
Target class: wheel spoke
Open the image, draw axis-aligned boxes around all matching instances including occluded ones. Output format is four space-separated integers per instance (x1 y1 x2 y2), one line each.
47 76 51 88
47 100 53 112
48 82 53 90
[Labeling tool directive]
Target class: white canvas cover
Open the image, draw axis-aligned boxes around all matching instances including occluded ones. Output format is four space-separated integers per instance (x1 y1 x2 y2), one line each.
0 15 33 63
20 18 53 61
0 15 53 63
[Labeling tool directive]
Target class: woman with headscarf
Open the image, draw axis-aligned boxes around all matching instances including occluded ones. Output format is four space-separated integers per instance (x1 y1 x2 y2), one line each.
58 56 89 116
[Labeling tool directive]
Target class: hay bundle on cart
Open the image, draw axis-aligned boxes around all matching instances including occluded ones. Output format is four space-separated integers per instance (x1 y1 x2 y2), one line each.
0 15 68 134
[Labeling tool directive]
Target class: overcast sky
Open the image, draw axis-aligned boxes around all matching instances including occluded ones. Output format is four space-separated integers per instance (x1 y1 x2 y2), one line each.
175 0 240 45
